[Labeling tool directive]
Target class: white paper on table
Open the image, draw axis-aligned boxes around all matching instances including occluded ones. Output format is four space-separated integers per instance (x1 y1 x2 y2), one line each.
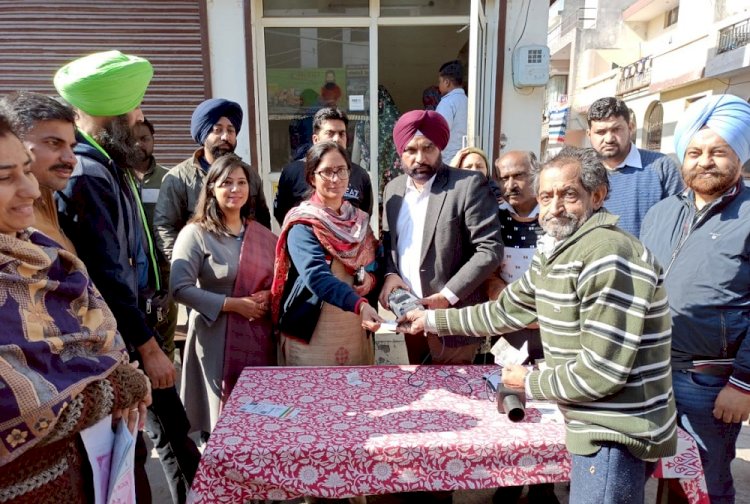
80 415 115 504
107 416 137 504
241 401 299 419
373 331 410 365
525 400 564 423
490 337 529 366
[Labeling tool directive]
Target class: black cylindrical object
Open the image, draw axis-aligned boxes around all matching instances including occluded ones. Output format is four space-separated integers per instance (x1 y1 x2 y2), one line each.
497 384 526 422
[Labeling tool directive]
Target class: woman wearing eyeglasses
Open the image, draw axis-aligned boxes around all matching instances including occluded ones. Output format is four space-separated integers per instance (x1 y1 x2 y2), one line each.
271 141 383 366
170 154 277 435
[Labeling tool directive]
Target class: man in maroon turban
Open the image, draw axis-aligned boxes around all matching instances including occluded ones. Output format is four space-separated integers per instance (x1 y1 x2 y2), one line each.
379 109 503 365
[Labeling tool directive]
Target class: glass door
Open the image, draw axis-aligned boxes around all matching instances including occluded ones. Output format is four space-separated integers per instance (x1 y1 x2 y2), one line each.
259 26 370 174
252 0 497 230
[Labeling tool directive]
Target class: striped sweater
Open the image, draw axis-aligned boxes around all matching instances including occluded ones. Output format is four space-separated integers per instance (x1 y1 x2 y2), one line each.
434 211 677 459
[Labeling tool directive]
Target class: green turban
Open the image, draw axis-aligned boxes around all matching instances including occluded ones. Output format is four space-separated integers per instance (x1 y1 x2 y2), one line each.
54 50 153 117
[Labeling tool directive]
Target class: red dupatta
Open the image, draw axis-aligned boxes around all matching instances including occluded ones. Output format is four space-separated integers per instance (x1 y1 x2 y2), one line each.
221 220 277 407
270 195 377 325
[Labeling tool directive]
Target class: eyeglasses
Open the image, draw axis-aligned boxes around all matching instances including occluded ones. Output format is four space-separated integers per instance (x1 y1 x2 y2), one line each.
315 167 350 181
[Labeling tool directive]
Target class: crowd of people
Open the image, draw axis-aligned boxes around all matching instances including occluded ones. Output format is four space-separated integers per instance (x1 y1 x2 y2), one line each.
0 48 748 504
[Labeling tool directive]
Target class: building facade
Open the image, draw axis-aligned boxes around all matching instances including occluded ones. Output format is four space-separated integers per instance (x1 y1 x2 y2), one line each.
0 0 551 230
544 0 750 159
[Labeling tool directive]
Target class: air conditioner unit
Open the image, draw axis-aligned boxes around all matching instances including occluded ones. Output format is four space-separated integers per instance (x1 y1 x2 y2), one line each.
513 45 551 87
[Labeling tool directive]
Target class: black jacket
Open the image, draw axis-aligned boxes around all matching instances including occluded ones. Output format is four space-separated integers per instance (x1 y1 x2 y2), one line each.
641 182 750 391
57 133 155 349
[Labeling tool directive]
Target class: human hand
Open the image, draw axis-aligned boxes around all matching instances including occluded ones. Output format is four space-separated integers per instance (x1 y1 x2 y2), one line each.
714 386 750 424
353 272 376 297
138 338 176 389
420 293 451 309
486 275 507 300
112 360 152 431
250 290 272 317
225 296 267 321
396 309 426 335
378 274 410 310
502 364 528 389
360 303 383 332
113 399 148 432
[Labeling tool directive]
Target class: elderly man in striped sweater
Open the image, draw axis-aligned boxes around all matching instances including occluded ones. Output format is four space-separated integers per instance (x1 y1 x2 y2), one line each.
400 146 677 504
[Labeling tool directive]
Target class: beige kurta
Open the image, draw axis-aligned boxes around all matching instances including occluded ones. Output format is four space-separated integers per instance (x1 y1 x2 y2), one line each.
280 259 374 366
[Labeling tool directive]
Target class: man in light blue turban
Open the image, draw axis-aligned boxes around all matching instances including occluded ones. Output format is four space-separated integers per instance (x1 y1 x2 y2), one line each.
641 94 750 504
673 94 750 166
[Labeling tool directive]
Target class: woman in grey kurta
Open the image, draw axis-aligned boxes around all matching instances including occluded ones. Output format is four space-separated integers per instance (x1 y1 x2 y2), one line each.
171 154 275 434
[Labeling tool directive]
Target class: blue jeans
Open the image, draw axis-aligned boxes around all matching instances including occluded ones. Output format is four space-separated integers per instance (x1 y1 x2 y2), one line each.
569 443 654 504
672 370 742 504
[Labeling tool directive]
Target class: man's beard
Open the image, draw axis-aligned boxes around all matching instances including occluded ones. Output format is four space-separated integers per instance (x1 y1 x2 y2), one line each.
96 115 141 168
404 153 442 184
133 145 151 165
540 210 590 240
209 141 235 160
683 165 738 198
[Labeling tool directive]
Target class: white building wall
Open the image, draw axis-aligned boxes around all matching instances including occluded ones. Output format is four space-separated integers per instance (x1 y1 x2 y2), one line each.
501 0 549 156
205 0 252 163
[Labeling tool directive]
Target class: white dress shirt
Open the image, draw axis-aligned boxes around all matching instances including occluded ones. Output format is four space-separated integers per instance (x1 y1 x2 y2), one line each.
396 175 435 298
614 143 642 170
395 174 458 304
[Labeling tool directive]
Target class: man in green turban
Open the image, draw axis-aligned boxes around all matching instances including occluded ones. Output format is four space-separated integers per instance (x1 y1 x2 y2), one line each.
53 50 200 504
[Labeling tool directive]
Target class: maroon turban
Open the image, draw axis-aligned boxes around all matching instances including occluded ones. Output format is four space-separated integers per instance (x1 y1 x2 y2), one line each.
392 110 450 155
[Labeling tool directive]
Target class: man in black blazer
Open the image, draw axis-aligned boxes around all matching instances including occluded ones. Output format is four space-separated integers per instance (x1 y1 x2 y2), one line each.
379 110 503 364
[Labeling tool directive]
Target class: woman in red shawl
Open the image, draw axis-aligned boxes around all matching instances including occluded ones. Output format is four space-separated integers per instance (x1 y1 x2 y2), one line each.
272 141 382 365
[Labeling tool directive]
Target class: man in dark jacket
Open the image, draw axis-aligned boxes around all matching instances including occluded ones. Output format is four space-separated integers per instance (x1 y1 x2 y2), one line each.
641 94 750 504
274 107 373 226
154 98 270 261
378 110 502 365
54 50 200 504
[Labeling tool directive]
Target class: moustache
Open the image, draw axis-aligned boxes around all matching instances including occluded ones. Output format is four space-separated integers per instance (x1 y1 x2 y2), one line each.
542 212 576 223
50 162 75 172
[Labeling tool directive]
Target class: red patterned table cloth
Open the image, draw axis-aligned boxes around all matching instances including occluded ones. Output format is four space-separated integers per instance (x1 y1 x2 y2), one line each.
189 365 708 503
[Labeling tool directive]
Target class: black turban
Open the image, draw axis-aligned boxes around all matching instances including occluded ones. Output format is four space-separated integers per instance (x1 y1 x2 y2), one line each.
190 98 243 145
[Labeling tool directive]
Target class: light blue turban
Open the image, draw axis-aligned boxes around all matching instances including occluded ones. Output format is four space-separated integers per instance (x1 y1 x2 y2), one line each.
674 94 750 165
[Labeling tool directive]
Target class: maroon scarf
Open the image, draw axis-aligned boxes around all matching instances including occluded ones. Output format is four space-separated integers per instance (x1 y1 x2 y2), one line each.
221 221 277 407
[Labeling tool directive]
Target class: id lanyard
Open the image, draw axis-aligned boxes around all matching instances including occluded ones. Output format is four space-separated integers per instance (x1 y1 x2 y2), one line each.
78 129 161 291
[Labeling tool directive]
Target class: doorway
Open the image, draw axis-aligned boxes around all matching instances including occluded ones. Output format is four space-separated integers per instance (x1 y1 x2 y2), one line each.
374 25 469 193
251 0 497 229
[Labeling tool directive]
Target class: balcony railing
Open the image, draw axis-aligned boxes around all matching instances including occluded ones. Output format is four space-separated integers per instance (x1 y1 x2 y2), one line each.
717 17 750 55
616 57 652 96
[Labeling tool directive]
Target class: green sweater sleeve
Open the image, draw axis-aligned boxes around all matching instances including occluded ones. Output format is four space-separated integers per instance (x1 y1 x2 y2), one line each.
433 265 539 337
